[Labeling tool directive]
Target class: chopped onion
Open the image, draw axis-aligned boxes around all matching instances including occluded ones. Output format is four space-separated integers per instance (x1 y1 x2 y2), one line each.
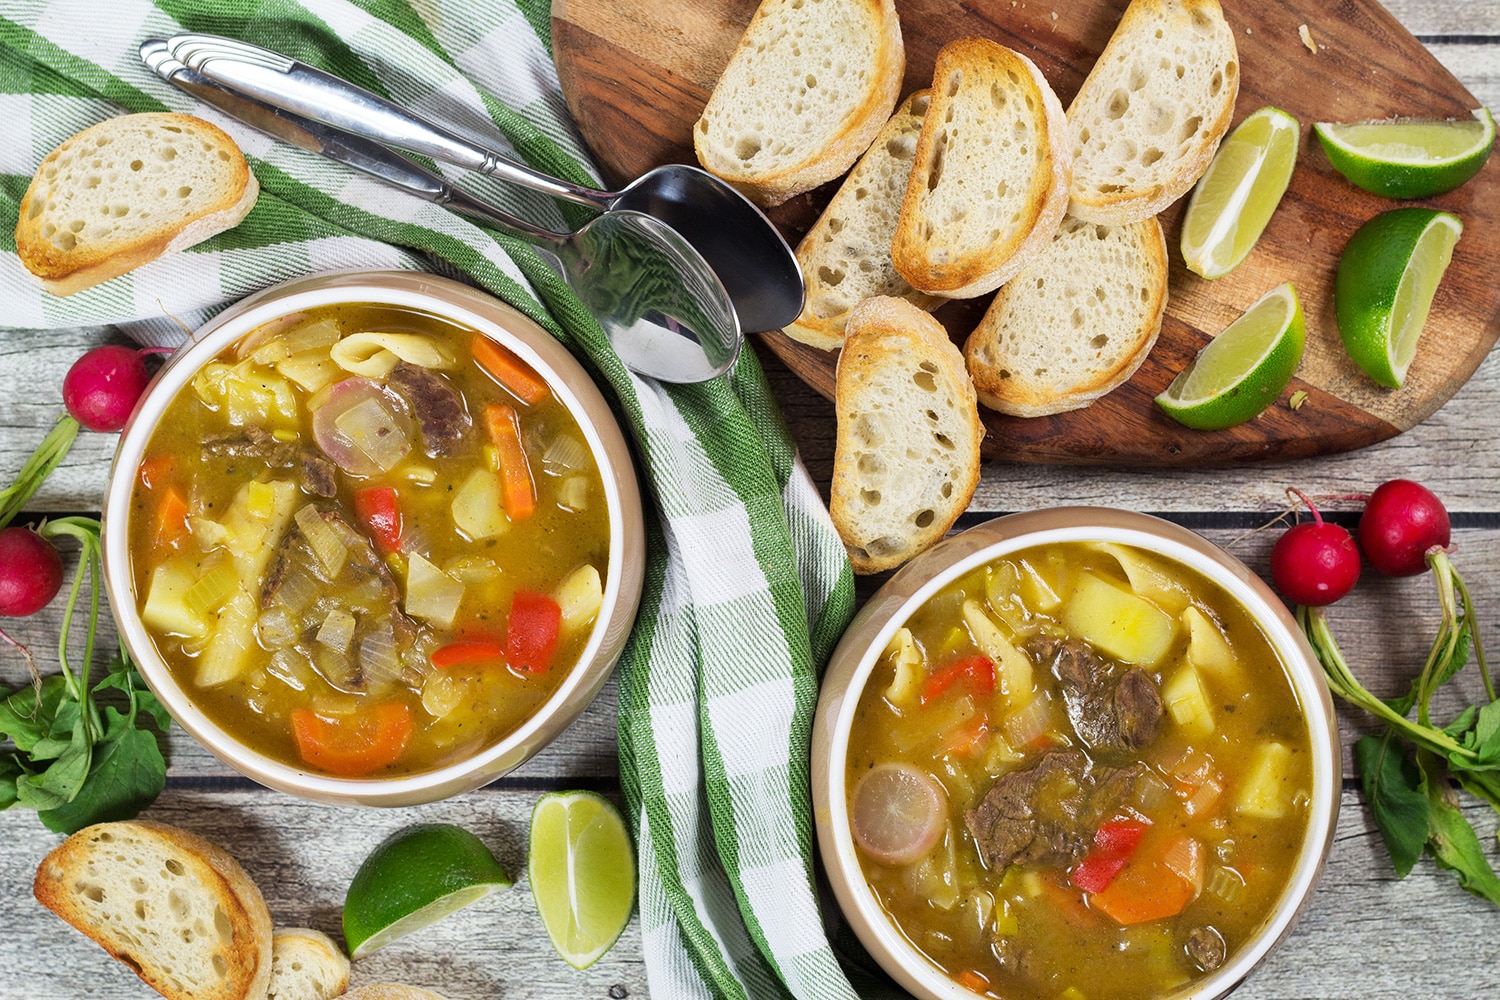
358 620 403 687
541 434 590 476
335 398 412 472
399 522 432 560
294 504 349 579
421 672 465 718
273 565 319 614
312 644 359 692
266 650 309 692
281 317 342 355
557 476 590 512
331 332 456 375
445 556 501 584
404 553 465 629
256 604 301 650
1002 693 1053 749
316 608 357 653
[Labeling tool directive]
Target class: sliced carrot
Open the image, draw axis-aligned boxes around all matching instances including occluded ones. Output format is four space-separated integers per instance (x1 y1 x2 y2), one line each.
483 404 535 520
154 486 191 548
290 703 412 777
431 639 506 669
1088 859 1198 925
954 970 990 993
138 454 176 491
472 334 549 405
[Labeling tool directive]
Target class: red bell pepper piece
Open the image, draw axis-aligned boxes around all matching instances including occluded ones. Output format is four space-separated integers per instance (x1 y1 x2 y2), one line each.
431 639 506 669
921 655 995 704
354 486 403 555
1070 818 1149 894
506 590 562 673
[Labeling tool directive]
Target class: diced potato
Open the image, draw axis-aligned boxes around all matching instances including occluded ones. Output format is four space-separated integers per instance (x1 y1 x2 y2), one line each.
1162 662 1215 738
1184 606 1239 679
218 480 298 577
1061 572 1178 666
1236 741 1295 819
556 564 604 635
276 349 342 393
961 600 1034 709
1016 558 1062 611
405 553 465 629
196 588 258 686
141 559 209 639
1089 542 1191 616
882 627 924 707
220 362 298 428
451 468 509 541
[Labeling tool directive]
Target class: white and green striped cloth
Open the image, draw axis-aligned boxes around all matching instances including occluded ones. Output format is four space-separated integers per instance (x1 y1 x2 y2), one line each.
0 1 869 996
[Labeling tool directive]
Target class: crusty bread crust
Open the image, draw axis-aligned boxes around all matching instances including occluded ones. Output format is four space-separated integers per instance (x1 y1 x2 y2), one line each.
785 90 942 350
16 113 257 296
269 928 351 1000
891 38 1072 299
693 0 904 207
831 296 982 574
1066 0 1239 224
966 215 1169 416
34 820 274 1000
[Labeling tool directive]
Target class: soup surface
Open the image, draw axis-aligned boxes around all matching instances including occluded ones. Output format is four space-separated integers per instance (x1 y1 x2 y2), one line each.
130 305 610 777
845 542 1313 1000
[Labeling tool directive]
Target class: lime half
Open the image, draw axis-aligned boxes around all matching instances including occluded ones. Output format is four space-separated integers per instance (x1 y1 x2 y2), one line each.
528 791 635 970
1182 107 1301 278
1335 208 1462 389
1156 283 1306 430
343 823 512 959
1314 109 1495 198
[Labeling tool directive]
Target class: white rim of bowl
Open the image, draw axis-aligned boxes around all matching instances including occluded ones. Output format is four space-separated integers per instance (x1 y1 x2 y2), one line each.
102 278 632 798
824 522 1339 1000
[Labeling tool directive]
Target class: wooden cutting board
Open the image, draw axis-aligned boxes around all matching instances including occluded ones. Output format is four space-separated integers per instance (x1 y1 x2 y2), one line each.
551 0 1500 466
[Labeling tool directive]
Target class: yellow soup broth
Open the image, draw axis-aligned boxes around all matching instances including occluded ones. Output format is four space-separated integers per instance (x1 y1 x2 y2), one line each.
129 305 610 777
845 542 1312 1000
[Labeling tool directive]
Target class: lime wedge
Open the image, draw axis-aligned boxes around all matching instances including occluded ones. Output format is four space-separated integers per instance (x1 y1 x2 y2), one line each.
1313 109 1495 198
343 823 512 959
1335 208 1462 389
1156 283 1306 430
1181 107 1301 278
528 791 634 969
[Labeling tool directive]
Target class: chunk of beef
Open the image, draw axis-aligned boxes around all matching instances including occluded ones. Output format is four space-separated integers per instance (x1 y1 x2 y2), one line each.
1185 925 1226 972
387 362 471 457
203 427 339 497
964 749 1145 871
1026 636 1164 754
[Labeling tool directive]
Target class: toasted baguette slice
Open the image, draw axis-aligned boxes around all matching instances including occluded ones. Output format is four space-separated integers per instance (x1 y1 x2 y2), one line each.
1066 0 1239 224
965 215 1169 416
785 91 943 350
831 297 982 574
343 987 448 1000
693 0 903 207
891 38 1072 299
268 929 351 1000
34 821 273 1000
16 113 258 296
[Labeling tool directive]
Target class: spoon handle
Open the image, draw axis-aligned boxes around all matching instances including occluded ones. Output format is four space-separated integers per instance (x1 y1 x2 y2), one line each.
164 33 610 211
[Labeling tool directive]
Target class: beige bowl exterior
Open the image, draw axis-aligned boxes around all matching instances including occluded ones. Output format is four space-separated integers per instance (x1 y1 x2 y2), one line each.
812 508 1340 1000
102 271 645 807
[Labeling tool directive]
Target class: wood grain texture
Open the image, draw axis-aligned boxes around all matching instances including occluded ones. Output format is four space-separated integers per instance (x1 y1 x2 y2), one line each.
552 0 1500 466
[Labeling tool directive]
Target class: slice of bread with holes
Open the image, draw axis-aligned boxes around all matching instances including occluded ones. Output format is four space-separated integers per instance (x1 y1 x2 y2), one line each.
965 215 1169 416
34 820 274 1000
831 296 982 574
693 0 904 207
785 90 943 350
1066 0 1239 224
268 928 351 1000
891 38 1072 299
15 112 258 296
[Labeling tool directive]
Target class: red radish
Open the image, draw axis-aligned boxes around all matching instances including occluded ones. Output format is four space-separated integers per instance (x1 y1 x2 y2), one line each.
62 345 158 432
1359 479 1452 577
0 527 65 616
1270 491 1360 607
850 763 948 865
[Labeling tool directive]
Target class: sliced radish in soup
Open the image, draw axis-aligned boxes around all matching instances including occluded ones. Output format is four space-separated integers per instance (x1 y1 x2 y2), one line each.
851 763 948 865
311 377 414 475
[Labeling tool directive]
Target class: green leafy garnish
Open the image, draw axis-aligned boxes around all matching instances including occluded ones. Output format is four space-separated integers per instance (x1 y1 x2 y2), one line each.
1300 548 1500 906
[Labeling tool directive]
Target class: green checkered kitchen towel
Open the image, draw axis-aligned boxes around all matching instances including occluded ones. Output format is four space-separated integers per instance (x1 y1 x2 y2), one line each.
0 1 866 996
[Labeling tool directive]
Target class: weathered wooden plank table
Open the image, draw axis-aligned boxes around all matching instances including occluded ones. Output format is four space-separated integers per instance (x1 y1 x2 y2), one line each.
2 2 1497 997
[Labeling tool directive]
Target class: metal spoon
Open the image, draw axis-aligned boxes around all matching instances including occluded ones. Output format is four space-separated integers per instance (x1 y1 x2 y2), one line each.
162 32 805 334
141 40 739 384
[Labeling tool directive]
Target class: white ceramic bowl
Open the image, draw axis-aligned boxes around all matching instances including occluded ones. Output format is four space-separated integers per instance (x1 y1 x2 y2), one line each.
102 271 646 806
812 508 1340 1000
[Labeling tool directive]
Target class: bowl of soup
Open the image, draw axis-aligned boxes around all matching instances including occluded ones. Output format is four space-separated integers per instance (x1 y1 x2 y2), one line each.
811 508 1339 1000
102 271 645 806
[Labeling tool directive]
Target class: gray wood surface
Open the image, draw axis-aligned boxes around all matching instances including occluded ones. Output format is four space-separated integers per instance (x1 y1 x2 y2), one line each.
3 4 1499 998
